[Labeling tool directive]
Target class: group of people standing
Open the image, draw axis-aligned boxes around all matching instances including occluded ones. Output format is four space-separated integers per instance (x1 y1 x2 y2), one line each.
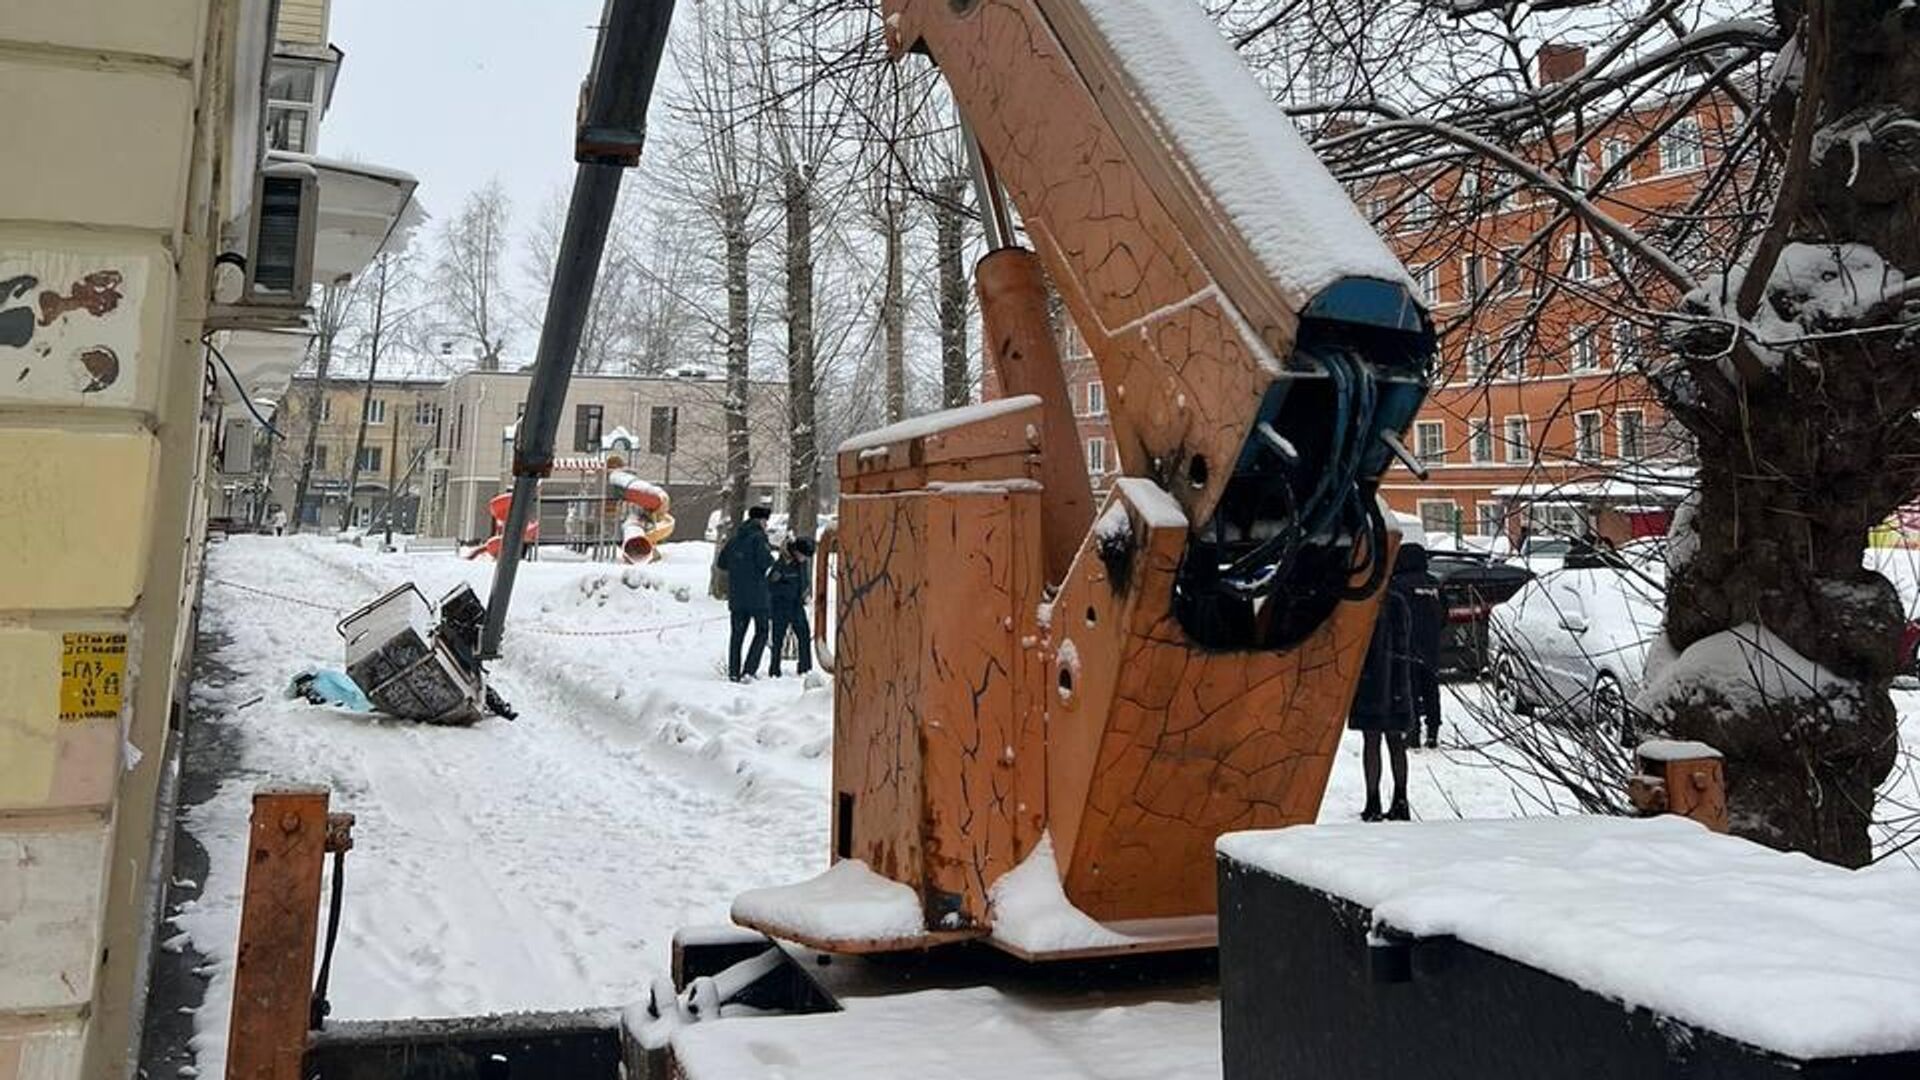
1348 539 1445 822
717 505 816 682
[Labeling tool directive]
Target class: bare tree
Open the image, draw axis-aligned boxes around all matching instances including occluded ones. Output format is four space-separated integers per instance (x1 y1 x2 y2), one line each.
338 250 417 531
1232 0 1913 863
435 178 512 371
288 282 353 533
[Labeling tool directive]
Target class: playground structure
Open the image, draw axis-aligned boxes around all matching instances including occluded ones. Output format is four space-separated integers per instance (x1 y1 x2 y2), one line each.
466 455 674 563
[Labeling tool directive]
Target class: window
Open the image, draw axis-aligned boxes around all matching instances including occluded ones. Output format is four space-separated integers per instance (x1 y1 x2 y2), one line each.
319 395 332 423
1601 138 1629 174
1570 324 1601 372
1465 336 1490 381
1469 418 1494 463
574 404 604 452
1618 409 1645 461
1576 411 1604 461
1086 437 1107 475
1501 336 1528 381
364 397 386 425
1419 500 1459 536
1415 420 1446 464
1504 416 1532 463
1366 195 1390 222
1477 502 1505 539
356 446 383 473
1569 156 1591 192
1463 255 1486 299
453 403 466 450
1401 188 1438 228
1565 231 1592 282
313 444 329 473
1660 117 1704 173
266 60 324 154
1458 171 1480 202
1415 263 1440 305
1612 320 1640 368
649 405 678 455
415 400 437 425
1086 380 1106 417
1493 248 1523 296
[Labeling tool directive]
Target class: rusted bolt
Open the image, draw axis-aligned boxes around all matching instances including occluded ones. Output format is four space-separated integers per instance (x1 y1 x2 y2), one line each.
279 812 303 834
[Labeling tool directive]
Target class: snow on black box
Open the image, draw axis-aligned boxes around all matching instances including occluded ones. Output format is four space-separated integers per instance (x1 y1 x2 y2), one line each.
1216 816 1920 1080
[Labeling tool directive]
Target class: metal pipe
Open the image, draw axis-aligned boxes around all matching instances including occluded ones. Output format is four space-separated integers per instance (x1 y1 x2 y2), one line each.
480 162 624 657
961 119 1014 252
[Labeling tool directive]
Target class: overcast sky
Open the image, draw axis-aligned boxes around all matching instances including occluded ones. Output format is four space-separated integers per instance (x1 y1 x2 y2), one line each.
321 0 610 239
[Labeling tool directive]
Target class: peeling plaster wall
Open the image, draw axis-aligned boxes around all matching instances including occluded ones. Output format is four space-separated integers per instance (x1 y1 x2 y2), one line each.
0 2 255 1075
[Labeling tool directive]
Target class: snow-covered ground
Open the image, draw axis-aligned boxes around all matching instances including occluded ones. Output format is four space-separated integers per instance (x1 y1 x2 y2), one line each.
172 535 1920 1075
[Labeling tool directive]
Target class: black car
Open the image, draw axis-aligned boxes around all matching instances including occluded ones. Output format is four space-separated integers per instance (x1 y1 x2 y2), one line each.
1426 550 1535 678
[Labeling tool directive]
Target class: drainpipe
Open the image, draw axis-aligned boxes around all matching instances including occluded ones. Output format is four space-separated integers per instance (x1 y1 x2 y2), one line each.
480 0 678 659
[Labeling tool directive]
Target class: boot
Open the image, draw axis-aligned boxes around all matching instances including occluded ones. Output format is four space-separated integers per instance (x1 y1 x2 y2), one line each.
1361 796 1383 823
1386 797 1411 822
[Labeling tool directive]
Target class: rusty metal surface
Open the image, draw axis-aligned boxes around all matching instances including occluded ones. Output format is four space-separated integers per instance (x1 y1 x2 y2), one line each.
225 787 330 1080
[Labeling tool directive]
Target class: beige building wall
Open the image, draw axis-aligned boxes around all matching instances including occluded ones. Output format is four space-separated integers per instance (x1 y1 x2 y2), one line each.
434 371 788 541
0 2 265 1076
270 376 445 529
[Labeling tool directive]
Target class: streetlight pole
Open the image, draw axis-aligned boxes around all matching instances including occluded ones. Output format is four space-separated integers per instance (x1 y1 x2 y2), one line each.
480 0 679 659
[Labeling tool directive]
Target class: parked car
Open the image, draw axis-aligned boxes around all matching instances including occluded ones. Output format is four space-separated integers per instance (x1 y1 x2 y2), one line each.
1426 550 1534 678
1487 559 1665 740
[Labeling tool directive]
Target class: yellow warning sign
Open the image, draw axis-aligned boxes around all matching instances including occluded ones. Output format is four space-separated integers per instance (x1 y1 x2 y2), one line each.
60 632 128 722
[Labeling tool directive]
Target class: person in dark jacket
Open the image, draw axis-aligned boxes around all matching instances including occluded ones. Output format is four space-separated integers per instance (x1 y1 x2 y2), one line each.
1398 545 1445 749
767 536 816 677
719 506 775 681
1350 541 1423 821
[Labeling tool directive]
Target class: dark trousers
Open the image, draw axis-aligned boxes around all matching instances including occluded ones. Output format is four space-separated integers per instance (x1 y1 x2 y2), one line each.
770 604 812 677
729 608 769 680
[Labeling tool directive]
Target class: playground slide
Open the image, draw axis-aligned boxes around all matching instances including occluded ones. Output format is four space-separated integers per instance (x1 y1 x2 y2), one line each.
464 473 673 563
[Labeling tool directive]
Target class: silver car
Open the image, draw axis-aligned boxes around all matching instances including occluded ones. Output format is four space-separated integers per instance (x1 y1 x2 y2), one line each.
1487 556 1665 738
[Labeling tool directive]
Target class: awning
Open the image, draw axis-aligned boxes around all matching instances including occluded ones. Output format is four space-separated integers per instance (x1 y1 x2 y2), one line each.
267 150 424 284
214 326 314 405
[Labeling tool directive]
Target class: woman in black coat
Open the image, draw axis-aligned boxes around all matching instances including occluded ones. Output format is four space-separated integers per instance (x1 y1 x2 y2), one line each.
1350 542 1424 821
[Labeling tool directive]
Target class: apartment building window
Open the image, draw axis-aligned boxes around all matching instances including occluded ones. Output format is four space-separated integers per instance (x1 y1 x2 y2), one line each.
1492 249 1523 296
1477 502 1505 539
1086 380 1106 417
1469 418 1494 463
1463 255 1486 299
1465 336 1490 381
1619 409 1646 461
1402 188 1438 228
649 405 678 454
414 400 437 425
1366 195 1390 222
357 446 383 473
1419 500 1458 536
313 445 329 473
1570 324 1601 372
1414 262 1440 306
1504 416 1532 464
575 404 605 452
453 404 466 450
266 60 323 154
1576 411 1604 461
1565 231 1592 282
1415 420 1446 464
1086 437 1107 475
1501 337 1528 381
1613 320 1640 367
364 397 386 425
1569 156 1592 192
1601 138 1629 174
319 395 332 422
1458 171 1480 203
1660 117 1705 173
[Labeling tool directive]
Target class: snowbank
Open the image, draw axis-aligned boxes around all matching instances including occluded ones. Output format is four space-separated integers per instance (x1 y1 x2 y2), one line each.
1219 816 1920 1059
730 859 925 944
988 834 1138 954
1076 0 1413 306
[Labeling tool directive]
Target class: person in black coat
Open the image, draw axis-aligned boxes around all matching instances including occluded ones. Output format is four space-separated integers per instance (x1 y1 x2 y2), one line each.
767 536 815 677
1349 541 1425 821
1398 545 1445 749
719 506 775 681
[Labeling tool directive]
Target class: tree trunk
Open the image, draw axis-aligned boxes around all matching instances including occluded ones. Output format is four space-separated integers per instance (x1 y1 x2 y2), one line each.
936 175 970 409
289 286 344 534
883 199 907 424
785 166 819 539
1653 0 1917 866
714 191 752 601
339 273 390 532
